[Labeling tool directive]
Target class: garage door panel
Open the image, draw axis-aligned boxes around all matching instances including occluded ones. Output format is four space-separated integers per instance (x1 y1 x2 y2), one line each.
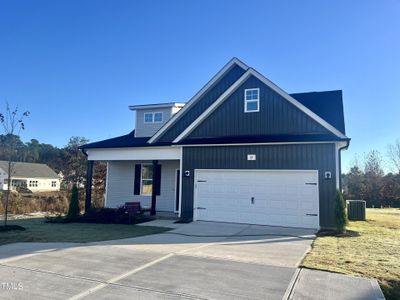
301 201 315 210
194 170 319 229
284 201 299 210
254 201 268 209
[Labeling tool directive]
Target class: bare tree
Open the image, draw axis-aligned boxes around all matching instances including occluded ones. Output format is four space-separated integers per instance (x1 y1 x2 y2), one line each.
0 102 29 226
388 139 400 174
363 150 384 207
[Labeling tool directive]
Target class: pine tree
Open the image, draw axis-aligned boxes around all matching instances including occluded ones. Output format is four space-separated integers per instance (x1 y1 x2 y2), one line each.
335 190 347 233
67 185 80 218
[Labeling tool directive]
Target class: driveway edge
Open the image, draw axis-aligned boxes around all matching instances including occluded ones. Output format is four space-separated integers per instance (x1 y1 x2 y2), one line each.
370 279 386 300
282 268 301 300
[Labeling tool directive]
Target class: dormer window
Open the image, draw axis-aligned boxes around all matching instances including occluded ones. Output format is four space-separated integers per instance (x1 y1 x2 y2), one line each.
244 88 260 113
154 112 163 123
144 113 153 123
144 112 163 124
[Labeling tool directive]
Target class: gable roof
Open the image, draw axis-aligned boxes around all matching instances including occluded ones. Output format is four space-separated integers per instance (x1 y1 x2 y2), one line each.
172 68 348 143
0 161 59 179
290 90 345 135
82 58 349 150
148 57 249 144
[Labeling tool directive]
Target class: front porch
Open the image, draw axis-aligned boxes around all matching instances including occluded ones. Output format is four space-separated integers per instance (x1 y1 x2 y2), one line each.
83 147 182 217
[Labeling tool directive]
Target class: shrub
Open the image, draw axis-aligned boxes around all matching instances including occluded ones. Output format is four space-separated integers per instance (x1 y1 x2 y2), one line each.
335 189 347 233
82 207 129 224
46 207 153 224
67 185 80 218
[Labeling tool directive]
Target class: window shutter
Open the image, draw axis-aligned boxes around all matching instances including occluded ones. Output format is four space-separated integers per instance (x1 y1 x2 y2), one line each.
155 164 162 196
134 164 141 195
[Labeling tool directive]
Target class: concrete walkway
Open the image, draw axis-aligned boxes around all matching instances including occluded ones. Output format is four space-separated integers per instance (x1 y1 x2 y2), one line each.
0 220 385 299
288 268 385 300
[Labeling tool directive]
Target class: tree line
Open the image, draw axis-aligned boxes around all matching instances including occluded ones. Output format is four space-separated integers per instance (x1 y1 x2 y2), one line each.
342 142 400 208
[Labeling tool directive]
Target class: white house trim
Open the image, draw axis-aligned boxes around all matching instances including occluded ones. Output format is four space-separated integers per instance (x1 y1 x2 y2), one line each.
144 112 154 124
86 147 181 161
244 88 260 113
335 141 348 190
129 103 185 110
194 168 320 173
144 112 164 124
335 143 340 190
148 58 249 144
172 68 348 143
140 163 153 196
172 141 345 148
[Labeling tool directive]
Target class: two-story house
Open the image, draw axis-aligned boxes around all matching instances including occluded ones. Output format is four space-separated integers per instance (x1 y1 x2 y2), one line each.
81 58 350 229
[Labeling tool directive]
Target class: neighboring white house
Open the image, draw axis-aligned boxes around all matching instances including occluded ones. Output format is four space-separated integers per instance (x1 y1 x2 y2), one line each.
0 161 61 192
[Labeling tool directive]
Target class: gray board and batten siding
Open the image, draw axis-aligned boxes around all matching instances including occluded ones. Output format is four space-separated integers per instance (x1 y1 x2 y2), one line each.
187 75 331 138
181 144 337 228
158 64 247 142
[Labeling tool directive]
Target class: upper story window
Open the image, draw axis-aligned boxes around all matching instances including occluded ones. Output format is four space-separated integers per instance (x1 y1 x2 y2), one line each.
144 113 153 123
144 112 163 124
154 112 163 123
244 88 260 113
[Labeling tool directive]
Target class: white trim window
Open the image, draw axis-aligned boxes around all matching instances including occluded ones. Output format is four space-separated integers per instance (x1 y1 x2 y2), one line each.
144 112 163 124
154 112 163 123
144 113 153 123
244 88 260 113
141 164 153 195
29 180 38 187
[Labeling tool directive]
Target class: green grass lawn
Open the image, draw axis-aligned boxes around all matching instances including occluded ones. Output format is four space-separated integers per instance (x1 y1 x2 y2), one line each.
0 217 170 246
302 208 400 300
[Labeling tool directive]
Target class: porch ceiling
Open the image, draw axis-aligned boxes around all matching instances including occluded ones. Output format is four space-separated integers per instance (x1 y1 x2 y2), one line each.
85 147 181 161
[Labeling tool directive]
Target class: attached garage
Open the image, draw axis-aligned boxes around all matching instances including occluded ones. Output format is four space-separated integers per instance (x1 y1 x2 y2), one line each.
193 169 320 229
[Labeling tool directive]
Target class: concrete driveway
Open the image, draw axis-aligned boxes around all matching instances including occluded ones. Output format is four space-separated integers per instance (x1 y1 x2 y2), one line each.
0 221 384 299
0 221 315 299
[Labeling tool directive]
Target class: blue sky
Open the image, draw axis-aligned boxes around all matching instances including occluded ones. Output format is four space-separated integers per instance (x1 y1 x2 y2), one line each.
0 0 399 172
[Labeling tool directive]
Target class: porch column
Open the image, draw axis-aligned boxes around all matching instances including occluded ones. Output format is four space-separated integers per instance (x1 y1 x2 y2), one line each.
85 160 94 214
151 160 158 215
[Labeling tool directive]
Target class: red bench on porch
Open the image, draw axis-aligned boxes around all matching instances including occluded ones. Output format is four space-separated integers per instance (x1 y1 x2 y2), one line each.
123 202 151 224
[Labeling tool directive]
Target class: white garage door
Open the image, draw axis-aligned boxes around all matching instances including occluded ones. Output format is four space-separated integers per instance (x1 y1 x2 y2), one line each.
194 169 319 229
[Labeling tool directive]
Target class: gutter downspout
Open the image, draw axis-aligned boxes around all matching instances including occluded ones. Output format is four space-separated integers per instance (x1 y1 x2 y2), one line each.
338 139 351 192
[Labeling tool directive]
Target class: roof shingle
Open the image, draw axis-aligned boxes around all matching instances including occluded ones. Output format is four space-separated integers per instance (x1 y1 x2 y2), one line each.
0 161 59 179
